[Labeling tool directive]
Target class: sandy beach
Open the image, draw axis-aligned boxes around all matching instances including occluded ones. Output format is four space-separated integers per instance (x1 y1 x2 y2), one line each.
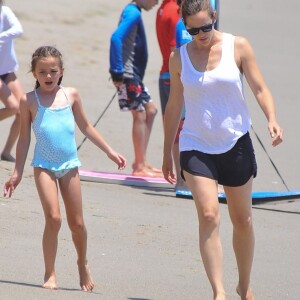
1 0 300 299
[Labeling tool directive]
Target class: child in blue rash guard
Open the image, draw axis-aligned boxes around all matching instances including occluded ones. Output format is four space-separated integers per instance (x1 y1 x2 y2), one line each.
109 0 163 177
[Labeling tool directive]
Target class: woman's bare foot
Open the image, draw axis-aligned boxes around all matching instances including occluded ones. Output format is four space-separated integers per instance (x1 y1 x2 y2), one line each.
43 273 58 290
236 286 254 300
78 262 94 292
1 153 16 162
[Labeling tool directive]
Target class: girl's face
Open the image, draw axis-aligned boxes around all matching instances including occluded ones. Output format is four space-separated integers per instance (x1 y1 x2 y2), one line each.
185 10 215 46
33 57 63 91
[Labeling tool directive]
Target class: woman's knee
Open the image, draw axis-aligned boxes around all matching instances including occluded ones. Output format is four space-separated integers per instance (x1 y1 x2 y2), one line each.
45 214 62 231
199 209 220 228
69 220 86 235
232 215 253 232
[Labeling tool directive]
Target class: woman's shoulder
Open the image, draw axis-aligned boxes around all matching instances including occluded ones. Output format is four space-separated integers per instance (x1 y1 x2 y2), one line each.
232 35 251 48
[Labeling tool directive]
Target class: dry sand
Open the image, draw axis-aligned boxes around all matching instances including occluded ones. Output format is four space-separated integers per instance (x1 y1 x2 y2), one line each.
0 0 300 299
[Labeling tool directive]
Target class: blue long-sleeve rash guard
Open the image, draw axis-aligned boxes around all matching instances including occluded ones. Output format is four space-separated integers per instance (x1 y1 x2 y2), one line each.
109 4 148 81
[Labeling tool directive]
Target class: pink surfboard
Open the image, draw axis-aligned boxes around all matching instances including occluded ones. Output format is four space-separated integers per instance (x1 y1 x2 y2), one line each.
79 169 172 188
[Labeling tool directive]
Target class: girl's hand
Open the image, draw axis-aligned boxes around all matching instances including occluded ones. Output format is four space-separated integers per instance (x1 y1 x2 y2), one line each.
107 151 127 170
268 121 283 147
162 154 177 184
3 174 21 198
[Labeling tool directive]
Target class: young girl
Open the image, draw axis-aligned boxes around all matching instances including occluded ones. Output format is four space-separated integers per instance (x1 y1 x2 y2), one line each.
0 0 24 161
4 46 126 292
163 0 282 299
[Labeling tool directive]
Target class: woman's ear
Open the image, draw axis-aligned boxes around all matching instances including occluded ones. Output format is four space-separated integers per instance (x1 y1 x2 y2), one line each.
213 10 217 23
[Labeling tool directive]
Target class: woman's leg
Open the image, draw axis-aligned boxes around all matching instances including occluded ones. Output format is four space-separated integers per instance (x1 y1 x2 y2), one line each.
59 168 94 292
34 168 61 289
184 171 226 300
1 73 24 161
224 178 255 300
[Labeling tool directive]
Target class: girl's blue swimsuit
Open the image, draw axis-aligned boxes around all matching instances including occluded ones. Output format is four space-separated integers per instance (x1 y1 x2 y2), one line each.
31 87 81 177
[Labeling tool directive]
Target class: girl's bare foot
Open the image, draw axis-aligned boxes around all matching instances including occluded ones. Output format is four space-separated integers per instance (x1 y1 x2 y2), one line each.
236 286 254 300
1 153 16 162
43 273 58 290
78 262 94 292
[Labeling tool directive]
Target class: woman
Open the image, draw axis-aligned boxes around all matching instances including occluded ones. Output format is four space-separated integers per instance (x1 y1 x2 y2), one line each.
162 0 283 299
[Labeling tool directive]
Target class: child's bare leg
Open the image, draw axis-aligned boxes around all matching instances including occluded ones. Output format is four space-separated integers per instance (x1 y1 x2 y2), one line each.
131 110 151 176
34 168 61 289
59 169 94 291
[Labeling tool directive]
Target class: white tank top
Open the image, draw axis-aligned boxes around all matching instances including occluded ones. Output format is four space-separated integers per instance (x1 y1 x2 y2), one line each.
179 33 251 154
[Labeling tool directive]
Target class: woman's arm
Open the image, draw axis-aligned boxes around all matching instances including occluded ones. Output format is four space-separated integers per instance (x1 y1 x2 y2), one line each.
236 36 283 146
162 49 184 183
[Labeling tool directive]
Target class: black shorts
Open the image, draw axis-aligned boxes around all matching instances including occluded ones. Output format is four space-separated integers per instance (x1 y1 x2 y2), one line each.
0 73 10 82
180 132 257 187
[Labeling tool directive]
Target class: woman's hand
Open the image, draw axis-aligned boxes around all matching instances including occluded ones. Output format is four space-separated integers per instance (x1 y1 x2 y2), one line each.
268 121 283 147
162 154 177 184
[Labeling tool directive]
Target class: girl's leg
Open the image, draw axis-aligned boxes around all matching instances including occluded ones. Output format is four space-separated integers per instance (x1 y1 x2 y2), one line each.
1 74 24 161
184 171 226 300
224 178 255 300
59 168 94 292
34 168 61 289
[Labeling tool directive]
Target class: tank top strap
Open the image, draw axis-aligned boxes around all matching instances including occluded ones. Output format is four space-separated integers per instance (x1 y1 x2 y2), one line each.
220 33 235 65
34 89 42 107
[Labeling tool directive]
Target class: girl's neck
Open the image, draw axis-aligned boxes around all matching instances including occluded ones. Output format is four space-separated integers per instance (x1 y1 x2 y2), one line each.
37 85 60 96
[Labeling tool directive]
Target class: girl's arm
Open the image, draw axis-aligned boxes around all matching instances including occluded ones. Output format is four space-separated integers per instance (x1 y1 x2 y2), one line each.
0 7 23 45
70 88 126 170
162 49 184 183
236 36 283 146
4 94 32 197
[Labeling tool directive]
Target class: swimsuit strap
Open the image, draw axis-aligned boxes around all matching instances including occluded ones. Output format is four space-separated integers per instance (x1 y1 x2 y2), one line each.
59 86 71 106
34 89 42 107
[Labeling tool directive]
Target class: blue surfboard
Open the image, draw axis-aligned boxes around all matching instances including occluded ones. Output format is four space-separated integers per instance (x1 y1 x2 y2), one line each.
176 190 300 203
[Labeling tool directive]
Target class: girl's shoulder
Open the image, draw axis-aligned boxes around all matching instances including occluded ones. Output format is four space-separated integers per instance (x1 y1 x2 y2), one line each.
60 86 80 105
61 86 79 97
